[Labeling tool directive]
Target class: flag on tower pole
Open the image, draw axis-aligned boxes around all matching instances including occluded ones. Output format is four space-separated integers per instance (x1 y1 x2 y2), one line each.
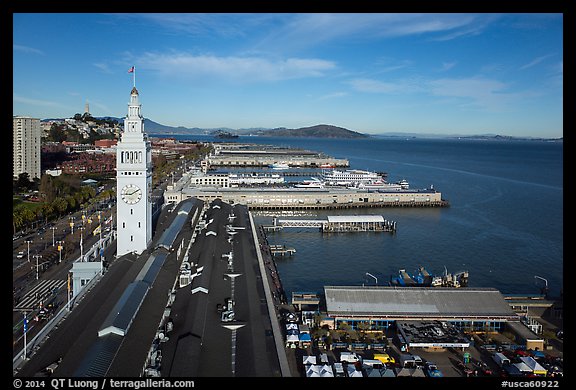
128 66 136 87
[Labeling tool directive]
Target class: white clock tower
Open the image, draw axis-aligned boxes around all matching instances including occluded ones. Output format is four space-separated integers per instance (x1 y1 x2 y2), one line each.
116 86 152 256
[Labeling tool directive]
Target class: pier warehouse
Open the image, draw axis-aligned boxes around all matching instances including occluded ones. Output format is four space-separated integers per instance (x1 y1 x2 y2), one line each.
165 186 445 209
323 286 520 332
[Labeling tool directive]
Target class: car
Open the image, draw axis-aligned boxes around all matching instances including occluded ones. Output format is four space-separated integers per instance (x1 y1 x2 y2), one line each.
374 353 396 364
16 251 25 259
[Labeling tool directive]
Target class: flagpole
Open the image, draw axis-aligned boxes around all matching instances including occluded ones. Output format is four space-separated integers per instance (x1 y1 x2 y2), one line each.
23 312 27 360
133 66 136 88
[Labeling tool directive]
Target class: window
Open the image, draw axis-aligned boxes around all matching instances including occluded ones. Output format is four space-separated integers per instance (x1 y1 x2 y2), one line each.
123 222 126 228
131 235 133 241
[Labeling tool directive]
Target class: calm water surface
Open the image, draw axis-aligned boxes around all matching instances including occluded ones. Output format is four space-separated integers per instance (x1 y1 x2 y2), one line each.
164 134 564 298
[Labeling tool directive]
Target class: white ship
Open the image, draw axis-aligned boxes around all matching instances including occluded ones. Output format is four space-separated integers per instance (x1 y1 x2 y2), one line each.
354 178 410 191
229 173 285 186
294 177 324 189
270 162 290 170
321 169 382 186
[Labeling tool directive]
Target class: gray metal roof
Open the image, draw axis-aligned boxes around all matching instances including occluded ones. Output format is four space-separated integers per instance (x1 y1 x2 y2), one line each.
324 286 518 319
326 215 385 223
74 333 124 377
137 250 169 285
155 199 195 250
98 281 149 337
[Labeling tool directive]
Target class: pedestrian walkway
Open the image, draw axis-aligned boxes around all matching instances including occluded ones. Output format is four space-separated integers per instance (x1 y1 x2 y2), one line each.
14 279 66 311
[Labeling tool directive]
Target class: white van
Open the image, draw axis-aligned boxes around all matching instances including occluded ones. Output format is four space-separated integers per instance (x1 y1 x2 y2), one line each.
340 352 361 364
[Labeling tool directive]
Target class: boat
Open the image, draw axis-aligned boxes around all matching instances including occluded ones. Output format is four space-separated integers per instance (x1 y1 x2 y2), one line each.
294 177 324 189
321 169 382 186
389 266 468 288
228 173 285 185
354 180 404 191
270 162 290 170
319 163 336 168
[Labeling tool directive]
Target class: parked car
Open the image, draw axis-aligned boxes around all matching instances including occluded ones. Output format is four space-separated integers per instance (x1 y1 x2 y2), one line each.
16 251 25 259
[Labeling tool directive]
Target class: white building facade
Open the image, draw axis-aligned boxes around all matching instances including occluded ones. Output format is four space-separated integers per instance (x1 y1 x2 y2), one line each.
13 116 41 180
116 87 152 256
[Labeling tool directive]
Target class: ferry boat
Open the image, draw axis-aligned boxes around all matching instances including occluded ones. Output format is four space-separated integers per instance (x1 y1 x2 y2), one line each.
354 179 409 191
321 169 382 186
270 162 290 170
228 173 285 186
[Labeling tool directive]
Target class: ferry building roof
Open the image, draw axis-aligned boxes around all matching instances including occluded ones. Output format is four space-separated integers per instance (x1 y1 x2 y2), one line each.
324 286 518 321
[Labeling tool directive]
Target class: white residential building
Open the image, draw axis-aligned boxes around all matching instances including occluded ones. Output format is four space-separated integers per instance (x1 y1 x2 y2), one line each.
13 116 41 180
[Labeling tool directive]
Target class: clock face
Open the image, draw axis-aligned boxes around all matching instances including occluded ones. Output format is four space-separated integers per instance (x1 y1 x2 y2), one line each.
121 184 142 204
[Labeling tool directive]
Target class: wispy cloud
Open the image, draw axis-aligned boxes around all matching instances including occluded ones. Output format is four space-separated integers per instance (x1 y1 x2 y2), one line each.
427 77 517 111
255 13 496 52
349 75 530 112
317 92 348 100
348 78 424 94
519 54 555 70
13 94 71 109
134 52 336 83
13 44 44 55
440 62 457 72
93 62 113 74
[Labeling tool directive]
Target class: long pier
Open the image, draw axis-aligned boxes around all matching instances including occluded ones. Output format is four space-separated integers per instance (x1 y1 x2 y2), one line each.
269 215 397 233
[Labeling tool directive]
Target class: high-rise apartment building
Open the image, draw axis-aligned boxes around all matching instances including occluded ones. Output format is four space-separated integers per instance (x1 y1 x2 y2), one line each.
13 116 41 180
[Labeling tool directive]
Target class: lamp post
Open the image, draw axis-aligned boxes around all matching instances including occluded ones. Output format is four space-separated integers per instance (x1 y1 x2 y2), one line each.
50 226 57 246
98 211 102 259
69 216 75 235
79 227 85 261
25 240 33 263
33 254 42 280
56 240 64 264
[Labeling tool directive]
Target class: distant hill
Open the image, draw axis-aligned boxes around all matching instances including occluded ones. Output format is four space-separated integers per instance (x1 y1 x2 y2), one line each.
259 124 369 139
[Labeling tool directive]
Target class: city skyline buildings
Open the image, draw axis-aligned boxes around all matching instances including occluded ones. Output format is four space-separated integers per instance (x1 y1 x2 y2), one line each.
13 13 563 138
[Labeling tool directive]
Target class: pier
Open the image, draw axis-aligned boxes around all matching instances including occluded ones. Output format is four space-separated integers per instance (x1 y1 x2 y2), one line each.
270 215 397 233
269 245 297 256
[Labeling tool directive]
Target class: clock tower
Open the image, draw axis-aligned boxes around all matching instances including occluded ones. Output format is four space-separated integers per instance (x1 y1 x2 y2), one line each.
116 86 152 256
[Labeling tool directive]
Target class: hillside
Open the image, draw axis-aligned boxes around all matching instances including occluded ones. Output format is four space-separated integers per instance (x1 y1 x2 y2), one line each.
260 124 369 139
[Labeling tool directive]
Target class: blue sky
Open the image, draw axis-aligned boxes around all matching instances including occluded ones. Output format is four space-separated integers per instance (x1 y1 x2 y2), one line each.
13 13 563 138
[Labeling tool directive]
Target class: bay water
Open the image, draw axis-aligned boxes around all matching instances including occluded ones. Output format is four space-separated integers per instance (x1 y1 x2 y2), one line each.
162 134 564 299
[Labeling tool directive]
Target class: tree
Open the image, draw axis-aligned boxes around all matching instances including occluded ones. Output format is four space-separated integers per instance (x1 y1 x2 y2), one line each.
49 123 68 142
15 172 33 192
52 197 68 217
13 209 24 235
40 174 57 202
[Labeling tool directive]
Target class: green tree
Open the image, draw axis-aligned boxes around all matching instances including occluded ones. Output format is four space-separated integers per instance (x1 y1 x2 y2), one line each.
52 197 68 217
65 195 77 211
19 207 36 230
40 174 57 202
13 209 24 235
49 123 67 142
15 172 33 192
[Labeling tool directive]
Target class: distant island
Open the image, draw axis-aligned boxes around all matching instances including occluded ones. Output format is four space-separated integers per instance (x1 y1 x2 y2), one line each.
212 130 239 139
258 124 369 139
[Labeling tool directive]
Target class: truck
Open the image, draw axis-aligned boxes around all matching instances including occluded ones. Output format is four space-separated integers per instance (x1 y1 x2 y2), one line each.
339 352 361 364
492 352 511 367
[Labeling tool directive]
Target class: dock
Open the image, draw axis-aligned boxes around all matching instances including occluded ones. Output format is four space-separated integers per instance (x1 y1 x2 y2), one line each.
269 244 297 256
270 215 397 233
